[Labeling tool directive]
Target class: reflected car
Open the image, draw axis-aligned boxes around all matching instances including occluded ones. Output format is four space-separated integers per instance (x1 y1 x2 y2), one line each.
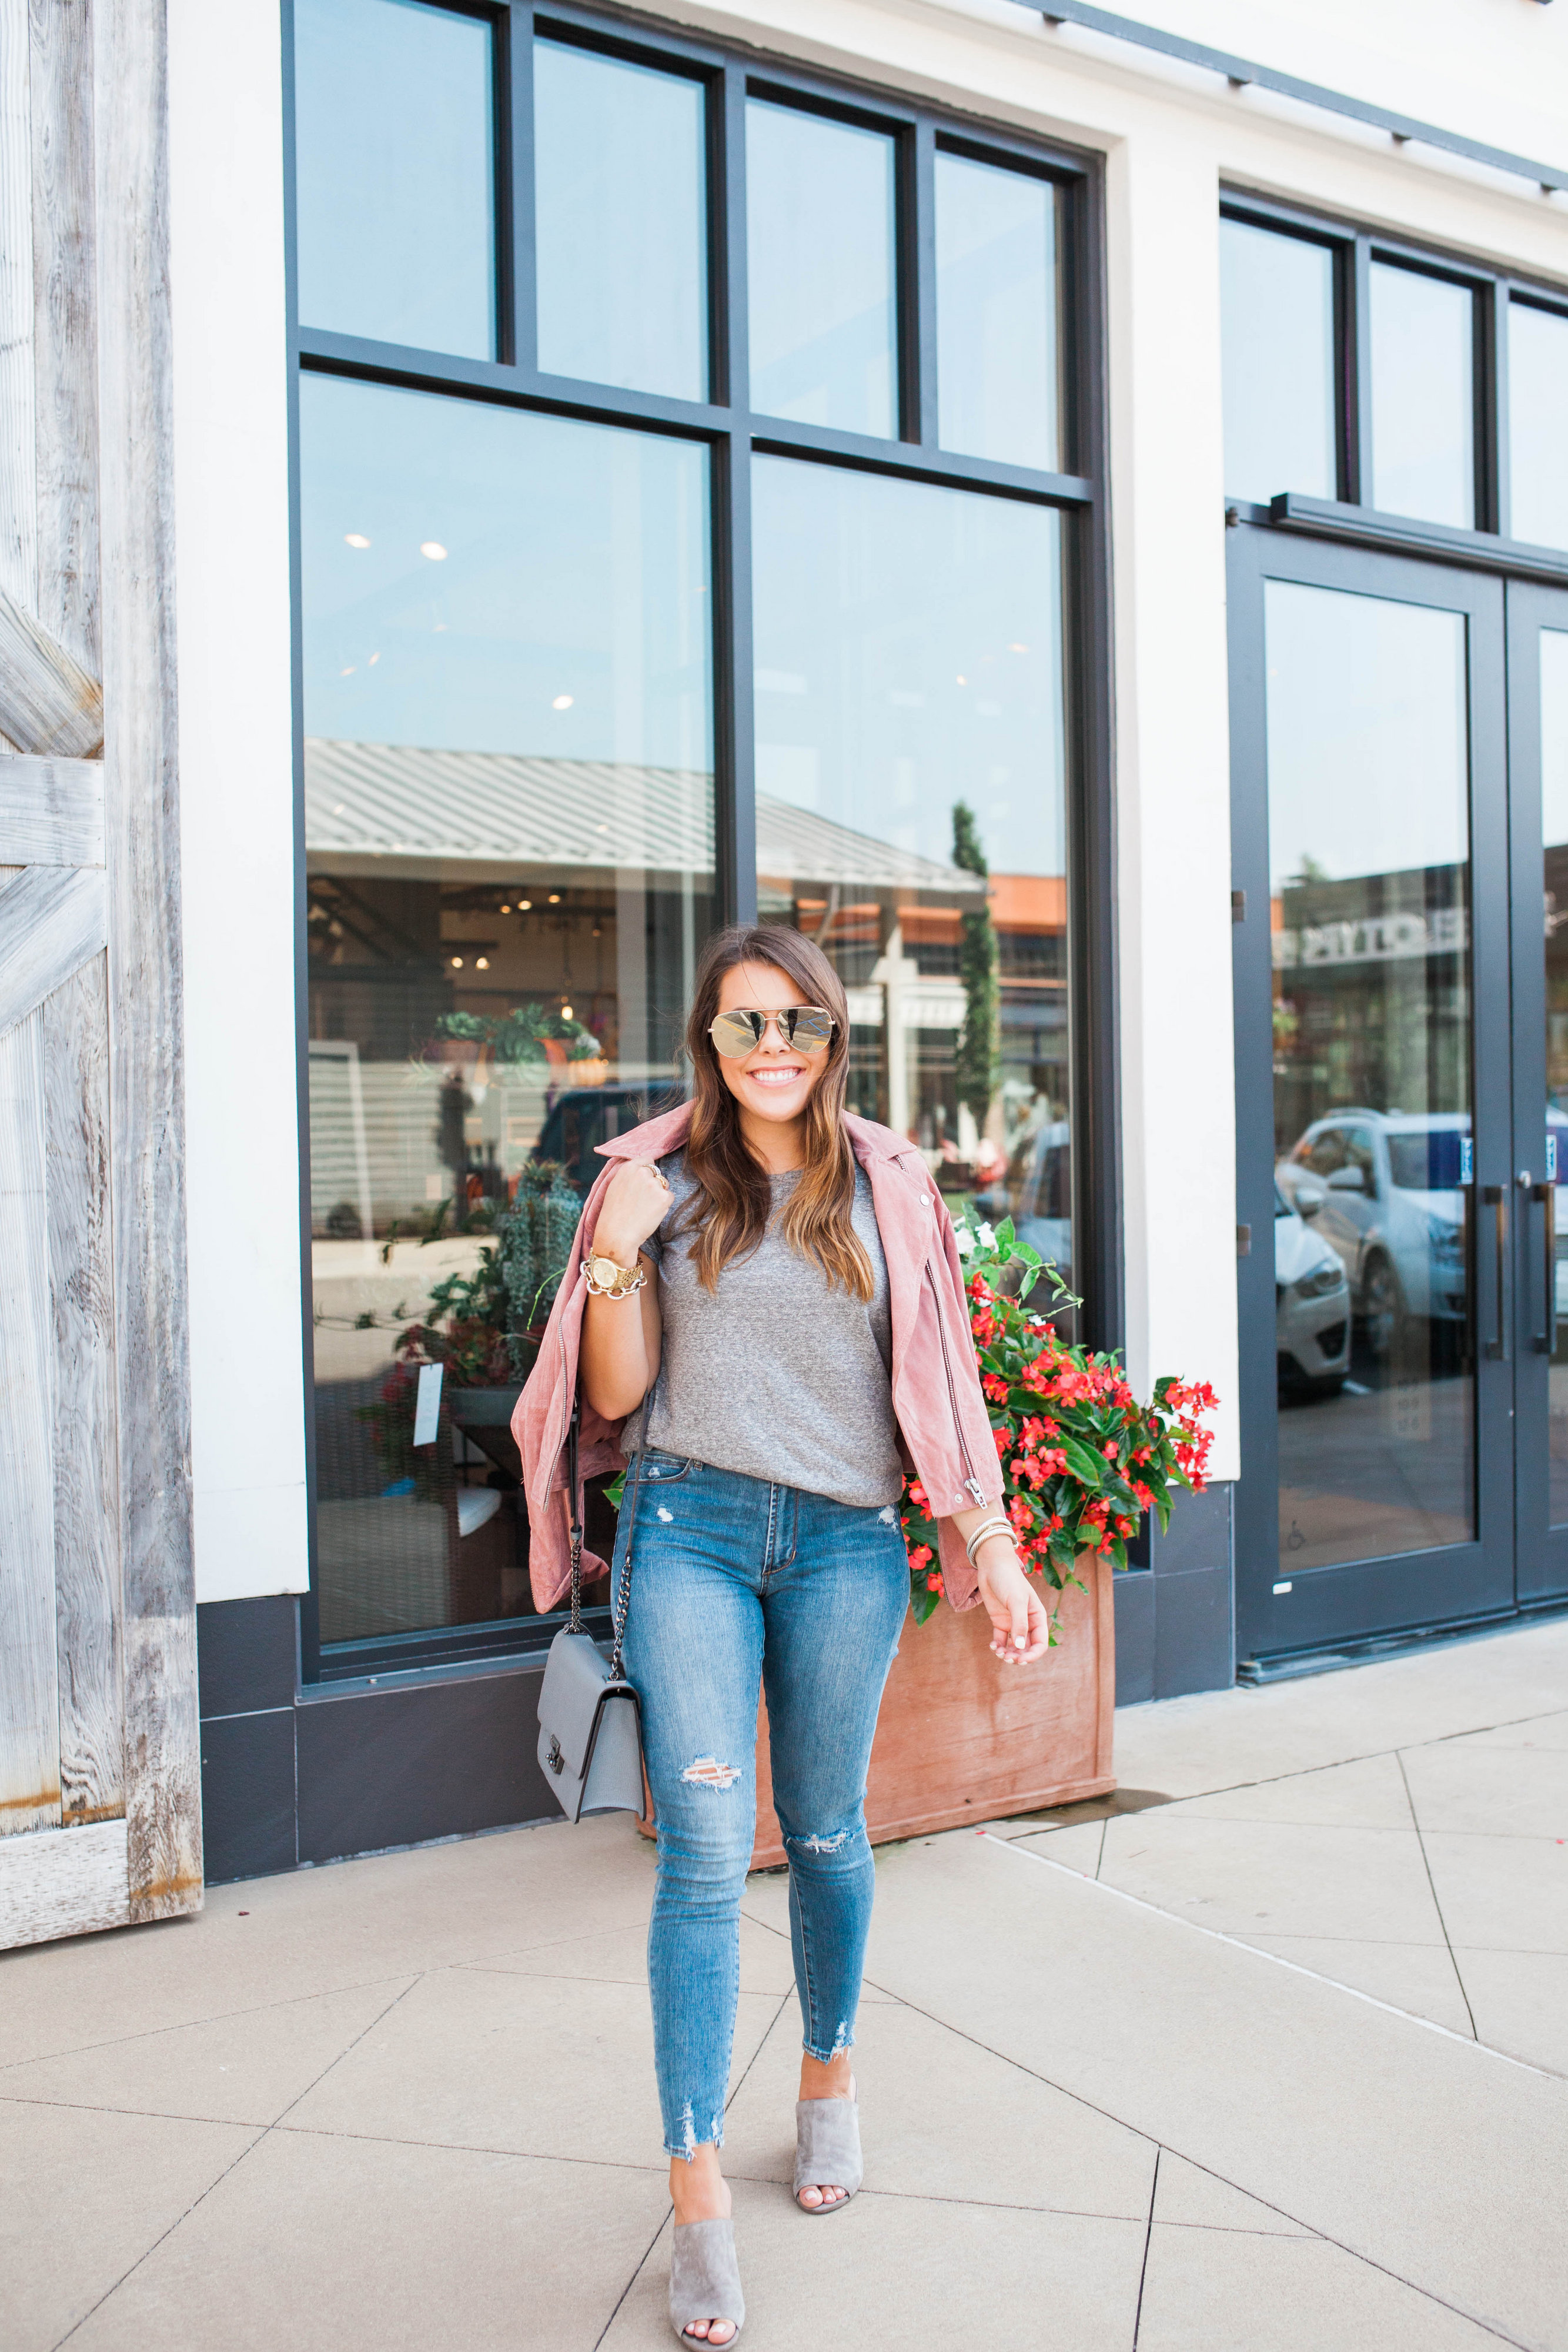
531 1084 670 1194
1275 1182 1350 1395
1277 1111 1467 1349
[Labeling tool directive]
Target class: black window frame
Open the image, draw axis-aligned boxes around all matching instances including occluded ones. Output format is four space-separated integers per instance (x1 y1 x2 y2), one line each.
1221 188 1568 576
285 0 1116 1686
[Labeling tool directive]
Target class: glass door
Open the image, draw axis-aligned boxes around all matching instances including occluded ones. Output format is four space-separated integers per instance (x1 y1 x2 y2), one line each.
1230 530 1515 1661
1508 582 1568 1607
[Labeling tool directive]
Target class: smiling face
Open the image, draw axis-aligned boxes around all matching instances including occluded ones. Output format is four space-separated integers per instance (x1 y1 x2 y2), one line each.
713 958 831 1135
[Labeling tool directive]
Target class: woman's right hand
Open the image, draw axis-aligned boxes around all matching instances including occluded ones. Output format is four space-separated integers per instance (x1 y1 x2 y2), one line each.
591 1157 671 1267
580 1160 667 1421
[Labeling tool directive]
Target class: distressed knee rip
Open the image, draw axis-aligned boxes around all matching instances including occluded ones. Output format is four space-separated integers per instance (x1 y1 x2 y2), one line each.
681 1755 742 1792
656 1505 673 1521
789 1826 850 1855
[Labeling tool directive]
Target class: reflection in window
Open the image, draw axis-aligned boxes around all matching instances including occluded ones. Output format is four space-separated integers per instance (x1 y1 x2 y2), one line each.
534 42 708 400
935 153 1059 472
1539 631 1568 1524
299 375 713 1645
294 0 496 358
1266 581 1473 1571
1219 218 1338 504
751 457 1072 1310
1370 263 1475 527
746 101 897 436
1509 302 1568 551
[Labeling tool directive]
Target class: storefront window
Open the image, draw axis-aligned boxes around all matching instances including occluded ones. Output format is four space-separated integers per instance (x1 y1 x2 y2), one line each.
1266 581 1474 1571
1370 262 1475 529
294 0 496 359
1509 300 1568 551
746 98 898 436
534 40 709 399
1219 217 1337 505
292 8 1098 1665
935 153 1061 473
300 374 712 1645
751 458 1072 1304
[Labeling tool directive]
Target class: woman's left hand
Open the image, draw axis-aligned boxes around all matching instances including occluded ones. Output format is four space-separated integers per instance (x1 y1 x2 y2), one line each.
975 1538 1051 1665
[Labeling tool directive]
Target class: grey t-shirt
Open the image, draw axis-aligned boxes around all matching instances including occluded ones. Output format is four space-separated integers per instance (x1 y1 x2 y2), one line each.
627 1150 904 1509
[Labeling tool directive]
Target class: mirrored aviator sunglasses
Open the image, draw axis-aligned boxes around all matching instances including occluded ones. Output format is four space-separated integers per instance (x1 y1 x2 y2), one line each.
708 1006 837 1057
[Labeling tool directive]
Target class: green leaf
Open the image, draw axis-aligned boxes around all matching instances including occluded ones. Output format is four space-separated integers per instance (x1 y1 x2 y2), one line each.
1058 1434 1108 1486
910 1584 941 1625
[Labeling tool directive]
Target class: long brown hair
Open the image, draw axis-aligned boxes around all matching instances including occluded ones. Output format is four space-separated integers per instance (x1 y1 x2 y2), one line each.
677 924 874 1300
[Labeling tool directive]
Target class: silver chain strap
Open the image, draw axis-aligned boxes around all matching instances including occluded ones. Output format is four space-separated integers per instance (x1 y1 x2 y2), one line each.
566 1398 643 1676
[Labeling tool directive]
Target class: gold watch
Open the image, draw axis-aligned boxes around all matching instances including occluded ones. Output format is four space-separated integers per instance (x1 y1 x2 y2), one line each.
583 1251 646 1300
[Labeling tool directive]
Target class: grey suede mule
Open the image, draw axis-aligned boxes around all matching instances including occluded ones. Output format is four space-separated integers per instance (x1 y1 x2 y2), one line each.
669 2216 745 2345
793 2087 862 2214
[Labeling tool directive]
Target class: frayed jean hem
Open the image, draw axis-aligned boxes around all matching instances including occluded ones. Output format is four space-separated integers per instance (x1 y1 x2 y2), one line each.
800 2033 856 2064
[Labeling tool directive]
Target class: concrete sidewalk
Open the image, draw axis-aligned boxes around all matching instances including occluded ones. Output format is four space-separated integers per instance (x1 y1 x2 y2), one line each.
2 1615 1565 2351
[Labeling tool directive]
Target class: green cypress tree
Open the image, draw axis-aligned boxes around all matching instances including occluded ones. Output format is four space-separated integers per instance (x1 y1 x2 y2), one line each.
952 800 1000 1135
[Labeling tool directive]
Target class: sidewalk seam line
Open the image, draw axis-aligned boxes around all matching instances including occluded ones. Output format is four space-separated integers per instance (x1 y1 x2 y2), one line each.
0 1970 422 2076
1396 1750 1480 2039
48 2126 269 2351
1132 2146 1159 2347
878 1949 1529 2348
46 1976 421 2351
986 1835 1553 2079
1114 1697 1568 1812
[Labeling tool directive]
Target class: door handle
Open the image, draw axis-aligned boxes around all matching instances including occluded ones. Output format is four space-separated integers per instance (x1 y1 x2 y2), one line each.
1483 1184 1507 1361
1532 1181 1557 1355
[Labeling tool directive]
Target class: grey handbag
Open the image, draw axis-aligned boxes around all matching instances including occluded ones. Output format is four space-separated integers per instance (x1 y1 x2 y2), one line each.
536 1404 646 1822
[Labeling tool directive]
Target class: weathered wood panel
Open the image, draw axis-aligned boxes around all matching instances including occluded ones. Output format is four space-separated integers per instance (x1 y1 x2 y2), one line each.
30 0 99 677
0 1005 62 1838
0 580 103 755
0 751 103 862
95 0 200 1923
0 860 107 1037
0 1816 129 1947
0 0 36 624
44 953 122 1826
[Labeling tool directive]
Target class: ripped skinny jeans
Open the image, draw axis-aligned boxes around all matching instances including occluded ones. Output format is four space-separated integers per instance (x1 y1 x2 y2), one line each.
613 1452 910 2162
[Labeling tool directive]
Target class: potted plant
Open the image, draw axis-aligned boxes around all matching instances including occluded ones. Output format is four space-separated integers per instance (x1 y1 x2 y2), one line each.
741 1218 1216 1865
436 1002 607 1080
358 1160 581 1489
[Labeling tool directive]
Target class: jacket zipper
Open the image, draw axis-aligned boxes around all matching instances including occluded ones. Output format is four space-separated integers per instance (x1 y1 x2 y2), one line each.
927 1258 986 1508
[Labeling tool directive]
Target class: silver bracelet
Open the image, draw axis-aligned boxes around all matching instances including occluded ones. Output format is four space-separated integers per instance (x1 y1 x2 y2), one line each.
965 1514 1016 1565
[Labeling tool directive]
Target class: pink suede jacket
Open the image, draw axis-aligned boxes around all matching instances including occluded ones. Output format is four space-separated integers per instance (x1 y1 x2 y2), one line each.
511 1099 1004 1617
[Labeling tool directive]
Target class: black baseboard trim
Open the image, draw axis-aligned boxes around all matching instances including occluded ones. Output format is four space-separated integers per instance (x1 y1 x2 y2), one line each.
197 1596 561 1884
1238 1592 1568 1685
1115 1484 1235 1705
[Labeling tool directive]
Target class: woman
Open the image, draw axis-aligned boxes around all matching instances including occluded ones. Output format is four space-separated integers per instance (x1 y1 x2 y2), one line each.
516 926 1049 2346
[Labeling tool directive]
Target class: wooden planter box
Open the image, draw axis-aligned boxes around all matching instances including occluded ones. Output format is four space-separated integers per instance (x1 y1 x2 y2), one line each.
640 1556 1115 1869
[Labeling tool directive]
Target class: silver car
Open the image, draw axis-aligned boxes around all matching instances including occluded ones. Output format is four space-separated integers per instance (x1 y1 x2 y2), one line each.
1275 1183 1351 1395
1277 1111 1467 1352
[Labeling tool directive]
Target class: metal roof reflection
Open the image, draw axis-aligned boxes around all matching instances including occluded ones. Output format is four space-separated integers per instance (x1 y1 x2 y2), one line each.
304 738 981 894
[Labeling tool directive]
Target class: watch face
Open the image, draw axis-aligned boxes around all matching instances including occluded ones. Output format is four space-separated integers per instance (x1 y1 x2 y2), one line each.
589 1256 618 1286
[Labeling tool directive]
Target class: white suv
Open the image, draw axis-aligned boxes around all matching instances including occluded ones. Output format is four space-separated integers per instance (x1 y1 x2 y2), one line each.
1275 1182 1351 1395
1277 1111 1468 1352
